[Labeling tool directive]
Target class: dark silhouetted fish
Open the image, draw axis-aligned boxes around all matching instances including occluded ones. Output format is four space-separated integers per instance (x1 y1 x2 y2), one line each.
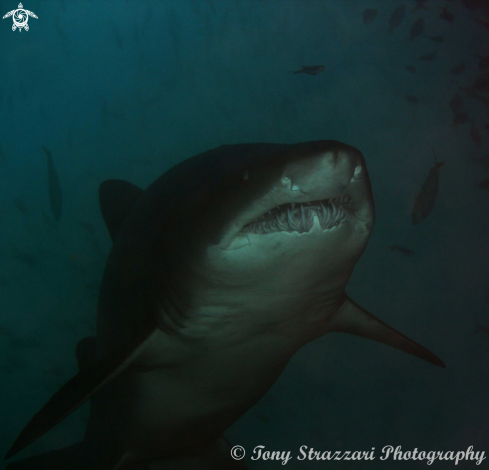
439 5 455 22
290 65 325 75
412 0 430 11
476 54 489 71
389 246 415 256
428 35 444 43
43 146 62 222
407 17 425 40
363 8 378 25
453 112 469 126
405 94 419 103
418 52 437 61
406 65 417 73
478 178 489 189
388 5 406 33
470 121 482 147
451 63 466 75
449 94 464 114
412 148 445 224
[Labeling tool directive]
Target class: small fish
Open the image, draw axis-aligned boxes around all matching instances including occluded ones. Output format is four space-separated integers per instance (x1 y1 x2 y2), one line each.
406 65 417 73
43 146 62 222
478 178 489 189
290 66 325 76
451 63 466 75
428 35 444 43
363 8 378 25
439 5 455 22
476 54 489 71
418 52 437 61
405 94 419 103
475 18 489 30
452 112 469 126
449 94 464 114
388 5 406 33
470 121 482 147
412 148 445 224
412 0 430 12
407 17 425 41
389 246 415 256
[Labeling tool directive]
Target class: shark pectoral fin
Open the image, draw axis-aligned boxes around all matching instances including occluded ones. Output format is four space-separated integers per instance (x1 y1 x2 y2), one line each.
99 179 144 240
5 323 158 461
328 297 446 368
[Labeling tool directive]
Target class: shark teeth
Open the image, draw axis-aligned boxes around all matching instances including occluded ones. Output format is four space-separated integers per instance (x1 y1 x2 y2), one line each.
241 196 352 234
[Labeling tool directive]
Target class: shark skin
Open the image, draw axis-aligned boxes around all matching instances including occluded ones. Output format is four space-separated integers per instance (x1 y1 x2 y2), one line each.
5 141 445 470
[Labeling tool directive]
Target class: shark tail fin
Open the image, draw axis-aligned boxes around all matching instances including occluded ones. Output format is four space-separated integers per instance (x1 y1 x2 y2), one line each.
329 297 446 368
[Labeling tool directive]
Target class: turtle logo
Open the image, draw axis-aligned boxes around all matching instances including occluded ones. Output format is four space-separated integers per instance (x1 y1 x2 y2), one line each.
3 3 37 32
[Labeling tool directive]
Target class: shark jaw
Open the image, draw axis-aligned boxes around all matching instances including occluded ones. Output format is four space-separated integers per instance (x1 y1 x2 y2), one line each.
241 196 352 235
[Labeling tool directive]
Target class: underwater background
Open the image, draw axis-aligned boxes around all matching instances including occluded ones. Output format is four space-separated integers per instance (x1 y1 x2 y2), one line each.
0 0 488 468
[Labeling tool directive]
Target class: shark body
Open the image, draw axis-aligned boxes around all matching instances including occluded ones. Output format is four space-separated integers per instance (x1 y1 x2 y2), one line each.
5 141 444 470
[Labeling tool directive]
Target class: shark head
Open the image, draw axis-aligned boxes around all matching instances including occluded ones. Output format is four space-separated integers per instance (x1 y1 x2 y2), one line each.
182 141 376 339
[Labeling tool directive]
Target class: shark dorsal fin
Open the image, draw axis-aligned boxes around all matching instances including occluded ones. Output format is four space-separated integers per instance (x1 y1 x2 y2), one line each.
99 179 143 240
329 296 445 368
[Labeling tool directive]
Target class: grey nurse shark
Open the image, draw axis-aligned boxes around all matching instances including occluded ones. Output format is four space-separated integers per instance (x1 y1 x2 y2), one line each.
5 140 445 470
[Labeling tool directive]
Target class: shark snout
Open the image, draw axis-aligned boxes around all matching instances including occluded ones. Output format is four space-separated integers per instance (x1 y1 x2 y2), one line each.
281 143 367 203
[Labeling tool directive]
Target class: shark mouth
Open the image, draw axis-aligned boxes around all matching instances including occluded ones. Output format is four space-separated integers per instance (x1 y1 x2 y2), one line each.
241 196 352 234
